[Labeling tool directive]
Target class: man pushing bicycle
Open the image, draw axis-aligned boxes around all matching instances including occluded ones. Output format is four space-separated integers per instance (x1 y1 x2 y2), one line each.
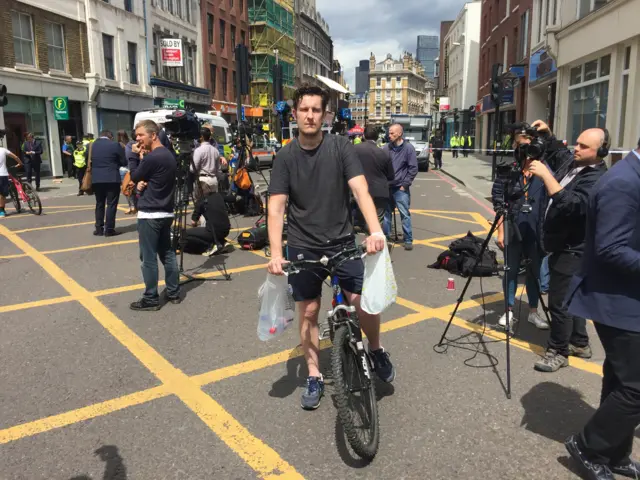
0 144 23 218
267 84 396 410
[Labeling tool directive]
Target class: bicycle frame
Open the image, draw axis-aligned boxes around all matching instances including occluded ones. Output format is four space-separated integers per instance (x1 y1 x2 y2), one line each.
8 173 28 202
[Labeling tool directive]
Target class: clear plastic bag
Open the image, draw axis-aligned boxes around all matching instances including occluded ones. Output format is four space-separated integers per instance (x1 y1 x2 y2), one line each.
361 241 398 314
257 273 296 341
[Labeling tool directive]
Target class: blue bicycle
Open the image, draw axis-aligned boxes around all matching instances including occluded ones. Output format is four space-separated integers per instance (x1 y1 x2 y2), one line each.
284 234 379 459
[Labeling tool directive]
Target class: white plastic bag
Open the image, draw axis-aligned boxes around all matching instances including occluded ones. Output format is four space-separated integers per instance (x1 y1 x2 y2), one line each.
257 273 295 341
361 241 397 314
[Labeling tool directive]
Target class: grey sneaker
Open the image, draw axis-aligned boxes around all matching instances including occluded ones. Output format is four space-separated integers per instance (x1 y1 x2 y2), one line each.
569 344 593 359
528 311 550 330
301 376 324 410
404 243 413 251
534 349 569 372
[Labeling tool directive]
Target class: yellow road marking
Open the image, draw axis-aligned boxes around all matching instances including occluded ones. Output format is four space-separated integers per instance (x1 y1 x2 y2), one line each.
412 211 481 225
12 216 136 234
0 295 75 313
411 209 479 215
0 385 170 444
3 206 95 219
0 253 27 259
44 239 139 255
0 224 303 479
469 212 493 232
420 230 489 245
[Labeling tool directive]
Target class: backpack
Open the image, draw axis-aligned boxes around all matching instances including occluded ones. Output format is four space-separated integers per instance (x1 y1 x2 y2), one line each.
428 231 498 278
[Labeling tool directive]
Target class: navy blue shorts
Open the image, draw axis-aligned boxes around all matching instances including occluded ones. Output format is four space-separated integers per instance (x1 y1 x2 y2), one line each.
0 176 9 197
286 245 364 301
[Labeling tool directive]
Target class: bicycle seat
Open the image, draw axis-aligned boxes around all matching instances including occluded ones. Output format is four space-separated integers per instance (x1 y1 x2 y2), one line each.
326 233 355 247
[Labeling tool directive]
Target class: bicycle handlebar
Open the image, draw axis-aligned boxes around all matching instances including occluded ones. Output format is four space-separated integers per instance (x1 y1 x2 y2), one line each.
283 243 366 276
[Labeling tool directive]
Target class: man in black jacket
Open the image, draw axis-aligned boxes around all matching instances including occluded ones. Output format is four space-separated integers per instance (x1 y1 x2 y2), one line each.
130 120 179 311
354 125 394 233
529 123 608 372
23 133 43 191
185 192 231 255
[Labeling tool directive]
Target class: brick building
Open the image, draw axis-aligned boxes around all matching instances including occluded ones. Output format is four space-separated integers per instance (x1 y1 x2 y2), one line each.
201 0 251 122
475 0 533 151
0 0 91 176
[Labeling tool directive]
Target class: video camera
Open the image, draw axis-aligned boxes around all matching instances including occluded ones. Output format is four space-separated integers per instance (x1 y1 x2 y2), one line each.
164 109 201 140
505 122 547 164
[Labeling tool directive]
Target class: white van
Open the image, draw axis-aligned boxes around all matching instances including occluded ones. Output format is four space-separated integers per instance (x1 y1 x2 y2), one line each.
133 109 232 145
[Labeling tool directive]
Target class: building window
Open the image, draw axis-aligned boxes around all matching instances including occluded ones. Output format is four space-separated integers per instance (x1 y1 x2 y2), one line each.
125 0 133 12
578 0 607 19
230 0 234 7
176 0 182 18
102 34 115 79
241 30 246 45
519 10 529 59
619 46 631 145
207 14 214 44
222 67 228 97
127 42 138 84
185 0 191 22
45 22 66 72
567 55 611 144
11 11 35 66
376 91 381 100
232 70 236 98
167 0 174 14
386 90 391 100
375 106 381 116
231 25 236 49
385 106 391 117
210 63 216 94
152 32 159 76
220 20 226 49
240 0 243 11
376 77 381 87
186 45 194 85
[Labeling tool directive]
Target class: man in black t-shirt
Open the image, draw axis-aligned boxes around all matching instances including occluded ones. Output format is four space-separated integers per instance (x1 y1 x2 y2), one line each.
268 84 396 411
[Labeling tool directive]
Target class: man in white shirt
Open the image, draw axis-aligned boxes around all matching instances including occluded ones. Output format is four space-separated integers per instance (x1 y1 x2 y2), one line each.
0 146 23 218
192 128 225 196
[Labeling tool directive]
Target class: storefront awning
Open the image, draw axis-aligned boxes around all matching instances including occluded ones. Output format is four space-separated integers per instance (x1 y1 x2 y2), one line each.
314 75 349 94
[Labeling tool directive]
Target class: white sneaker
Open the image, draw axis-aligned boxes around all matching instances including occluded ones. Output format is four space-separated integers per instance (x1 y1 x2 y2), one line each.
498 311 514 328
528 312 550 330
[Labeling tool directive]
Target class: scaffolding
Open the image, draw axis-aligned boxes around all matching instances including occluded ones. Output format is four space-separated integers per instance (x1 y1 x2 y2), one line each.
248 0 294 36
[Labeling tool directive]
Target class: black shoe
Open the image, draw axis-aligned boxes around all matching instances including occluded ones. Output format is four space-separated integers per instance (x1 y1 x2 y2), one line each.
610 460 640 479
370 348 396 383
164 293 182 305
77 192 84 196
130 299 161 311
104 230 122 237
93 228 104 236
565 435 614 480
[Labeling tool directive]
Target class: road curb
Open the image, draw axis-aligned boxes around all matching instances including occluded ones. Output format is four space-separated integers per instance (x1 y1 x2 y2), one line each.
438 168 467 187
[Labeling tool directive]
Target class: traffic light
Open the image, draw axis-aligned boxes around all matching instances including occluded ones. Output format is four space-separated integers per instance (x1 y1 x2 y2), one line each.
235 45 250 95
0 84 7 107
490 63 503 106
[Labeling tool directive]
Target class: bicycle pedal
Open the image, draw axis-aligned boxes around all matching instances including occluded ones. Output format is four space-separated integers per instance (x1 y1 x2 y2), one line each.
318 326 331 340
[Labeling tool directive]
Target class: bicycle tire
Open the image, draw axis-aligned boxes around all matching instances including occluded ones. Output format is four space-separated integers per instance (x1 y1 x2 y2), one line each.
9 183 21 213
331 324 379 460
22 183 42 215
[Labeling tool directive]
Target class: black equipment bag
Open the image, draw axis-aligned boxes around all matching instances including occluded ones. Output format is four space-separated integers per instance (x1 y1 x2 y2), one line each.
428 231 498 278
238 224 268 250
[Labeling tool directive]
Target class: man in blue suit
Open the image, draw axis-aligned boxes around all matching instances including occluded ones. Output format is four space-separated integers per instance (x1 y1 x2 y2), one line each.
564 138 640 480
23 133 43 191
87 130 126 236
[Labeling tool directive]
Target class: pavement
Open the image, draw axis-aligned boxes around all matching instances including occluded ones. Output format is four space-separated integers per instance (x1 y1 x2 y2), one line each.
436 152 497 204
0 168 628 480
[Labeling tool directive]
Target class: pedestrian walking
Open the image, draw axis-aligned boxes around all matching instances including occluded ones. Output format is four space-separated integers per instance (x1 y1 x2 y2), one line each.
89 130 126 236
430 130 444 170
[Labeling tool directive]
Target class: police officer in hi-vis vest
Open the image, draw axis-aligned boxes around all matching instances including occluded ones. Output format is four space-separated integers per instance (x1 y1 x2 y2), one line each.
450 133 459 158
74 141 88 196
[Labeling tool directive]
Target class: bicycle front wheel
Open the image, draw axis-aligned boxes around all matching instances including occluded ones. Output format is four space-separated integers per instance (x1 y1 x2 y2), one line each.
331 324 379 460
9 183 21 213
22 183 42 215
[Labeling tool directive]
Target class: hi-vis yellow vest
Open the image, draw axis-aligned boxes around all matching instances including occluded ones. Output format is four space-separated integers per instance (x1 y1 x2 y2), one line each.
73 147 87 168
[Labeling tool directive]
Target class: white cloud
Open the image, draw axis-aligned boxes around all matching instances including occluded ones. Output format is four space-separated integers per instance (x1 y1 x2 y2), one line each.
315 0 470 90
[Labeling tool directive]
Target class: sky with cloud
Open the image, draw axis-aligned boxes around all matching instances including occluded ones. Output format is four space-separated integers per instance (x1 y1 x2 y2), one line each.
315 0 470 89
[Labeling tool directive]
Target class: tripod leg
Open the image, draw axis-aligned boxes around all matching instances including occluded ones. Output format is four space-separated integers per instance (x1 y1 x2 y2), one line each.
437 212 503 346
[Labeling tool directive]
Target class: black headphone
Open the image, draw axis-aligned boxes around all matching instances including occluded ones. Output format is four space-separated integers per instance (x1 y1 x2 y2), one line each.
597 128 610 158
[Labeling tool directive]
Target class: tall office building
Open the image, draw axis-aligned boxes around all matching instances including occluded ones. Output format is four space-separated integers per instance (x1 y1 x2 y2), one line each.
416 35 439 79
355 59 369 94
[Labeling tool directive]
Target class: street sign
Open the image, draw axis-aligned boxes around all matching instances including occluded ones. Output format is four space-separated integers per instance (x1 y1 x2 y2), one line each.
161 38 183 67
162 98 185 109
439 97 450 112
53 96 69 120
241 106 246 121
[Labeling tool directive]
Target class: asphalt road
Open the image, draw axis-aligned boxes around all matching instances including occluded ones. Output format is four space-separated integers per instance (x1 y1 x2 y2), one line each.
0 169 627 480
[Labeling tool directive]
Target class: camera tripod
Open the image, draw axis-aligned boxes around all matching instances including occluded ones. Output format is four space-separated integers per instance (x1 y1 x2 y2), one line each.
436 189 550 399
172 138 231 285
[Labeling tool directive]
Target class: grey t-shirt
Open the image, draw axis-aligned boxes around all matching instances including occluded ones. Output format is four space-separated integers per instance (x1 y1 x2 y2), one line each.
269 134 364 251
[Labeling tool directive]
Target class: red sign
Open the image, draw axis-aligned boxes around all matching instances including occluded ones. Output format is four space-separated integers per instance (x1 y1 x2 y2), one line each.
161 39 182 67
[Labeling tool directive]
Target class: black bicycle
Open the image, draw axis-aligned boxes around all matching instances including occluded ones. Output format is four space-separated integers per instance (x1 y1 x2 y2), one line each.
283 234 380 459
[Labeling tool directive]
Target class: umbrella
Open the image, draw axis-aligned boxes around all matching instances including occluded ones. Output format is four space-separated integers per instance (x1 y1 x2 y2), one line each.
314 74 349 94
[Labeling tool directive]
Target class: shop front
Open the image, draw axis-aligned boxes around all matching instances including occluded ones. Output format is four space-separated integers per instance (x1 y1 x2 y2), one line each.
3 94 50 168
150 78 210 117
96 90 154 135
527 47 558 131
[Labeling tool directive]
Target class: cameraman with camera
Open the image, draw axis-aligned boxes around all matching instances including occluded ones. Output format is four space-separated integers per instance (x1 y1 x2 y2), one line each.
492 123 557 330
530 123 608 372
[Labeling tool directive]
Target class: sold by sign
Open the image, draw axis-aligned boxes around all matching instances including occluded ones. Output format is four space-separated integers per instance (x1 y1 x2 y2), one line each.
161 38 183 67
